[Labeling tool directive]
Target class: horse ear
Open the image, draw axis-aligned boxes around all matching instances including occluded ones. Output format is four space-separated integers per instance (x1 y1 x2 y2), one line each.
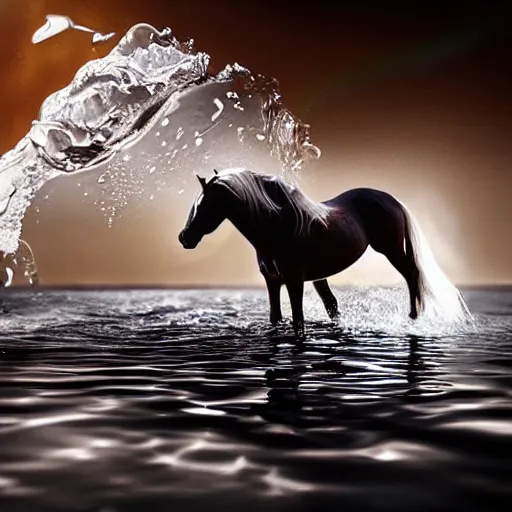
213 169 218 176
196 174 207 191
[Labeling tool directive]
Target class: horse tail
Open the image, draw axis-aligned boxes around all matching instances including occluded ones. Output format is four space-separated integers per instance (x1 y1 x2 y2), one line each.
399 201 471 323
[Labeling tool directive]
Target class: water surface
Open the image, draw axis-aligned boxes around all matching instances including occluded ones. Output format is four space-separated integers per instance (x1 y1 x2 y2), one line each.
0 287 511 511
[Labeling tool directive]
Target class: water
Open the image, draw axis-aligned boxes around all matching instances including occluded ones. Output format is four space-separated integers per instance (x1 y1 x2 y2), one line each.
0 241 39 288
0 286 511 511
31 15 116 45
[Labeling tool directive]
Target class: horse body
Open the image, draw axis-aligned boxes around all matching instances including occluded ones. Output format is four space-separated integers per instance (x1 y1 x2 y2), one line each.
178 168 470 336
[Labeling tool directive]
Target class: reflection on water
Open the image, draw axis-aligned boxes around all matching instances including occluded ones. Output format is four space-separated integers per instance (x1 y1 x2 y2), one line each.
0 287 511 511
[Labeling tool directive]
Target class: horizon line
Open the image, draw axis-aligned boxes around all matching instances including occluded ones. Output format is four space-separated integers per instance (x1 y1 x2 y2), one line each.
2 282 512 292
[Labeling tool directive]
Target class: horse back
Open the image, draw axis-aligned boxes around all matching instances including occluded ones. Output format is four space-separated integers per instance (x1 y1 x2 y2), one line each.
324 187 402 215
323 187 406 248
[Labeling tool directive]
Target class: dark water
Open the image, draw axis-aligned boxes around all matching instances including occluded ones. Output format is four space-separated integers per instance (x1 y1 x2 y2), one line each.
0 286 511 511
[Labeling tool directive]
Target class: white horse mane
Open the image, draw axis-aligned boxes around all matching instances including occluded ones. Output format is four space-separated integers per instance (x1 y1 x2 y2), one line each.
212 168 332 235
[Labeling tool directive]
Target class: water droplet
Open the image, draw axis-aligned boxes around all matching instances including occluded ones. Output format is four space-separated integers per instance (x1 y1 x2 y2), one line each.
211 98 224 122
32 15 116 45
161 118 169 127
195 137 203 147
3 267 14 287
92 32 116 44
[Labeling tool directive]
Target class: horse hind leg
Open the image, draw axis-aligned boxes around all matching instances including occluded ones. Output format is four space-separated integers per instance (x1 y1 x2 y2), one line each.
313 279 340 320
366 201 420 320
383 251 420 319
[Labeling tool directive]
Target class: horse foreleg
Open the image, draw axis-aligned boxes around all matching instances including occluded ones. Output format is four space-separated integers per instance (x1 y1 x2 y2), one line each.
264 276 283 325
258 255 283 325
285 279 305 337
313 279 339 320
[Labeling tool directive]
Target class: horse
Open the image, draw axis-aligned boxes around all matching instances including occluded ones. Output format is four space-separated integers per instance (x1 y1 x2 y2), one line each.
178 168 470 336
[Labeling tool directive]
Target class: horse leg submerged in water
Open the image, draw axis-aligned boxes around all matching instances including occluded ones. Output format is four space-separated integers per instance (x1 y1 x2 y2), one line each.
257 254 283 325
312 279 340 319
178 169 469 337
257 255 339 330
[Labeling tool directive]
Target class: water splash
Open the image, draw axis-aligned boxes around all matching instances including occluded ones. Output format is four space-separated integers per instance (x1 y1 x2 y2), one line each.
0 22 320 255
0 239 39 287
32 15 115 45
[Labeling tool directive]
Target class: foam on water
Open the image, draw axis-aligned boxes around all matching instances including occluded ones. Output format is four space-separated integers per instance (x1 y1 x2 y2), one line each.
0 22 320 255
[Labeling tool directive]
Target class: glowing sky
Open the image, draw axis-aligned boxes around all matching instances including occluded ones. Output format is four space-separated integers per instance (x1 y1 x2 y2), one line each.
0 1 510 287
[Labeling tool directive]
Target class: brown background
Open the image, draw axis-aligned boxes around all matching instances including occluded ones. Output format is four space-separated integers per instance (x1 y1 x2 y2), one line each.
1 1 510 287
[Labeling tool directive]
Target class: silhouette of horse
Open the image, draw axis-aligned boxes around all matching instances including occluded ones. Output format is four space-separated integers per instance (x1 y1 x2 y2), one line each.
178 168 470 336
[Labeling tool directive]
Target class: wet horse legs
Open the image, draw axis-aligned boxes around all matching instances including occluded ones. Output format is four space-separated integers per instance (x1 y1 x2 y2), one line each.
285 279 305 337
264 275 283 325
258 255 283 326
313 279 339 320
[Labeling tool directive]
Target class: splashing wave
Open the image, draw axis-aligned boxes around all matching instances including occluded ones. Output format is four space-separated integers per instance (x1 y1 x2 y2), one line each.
0 22 320 255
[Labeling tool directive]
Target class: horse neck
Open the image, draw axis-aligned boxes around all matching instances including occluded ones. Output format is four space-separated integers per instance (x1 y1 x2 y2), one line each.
224 194 280 253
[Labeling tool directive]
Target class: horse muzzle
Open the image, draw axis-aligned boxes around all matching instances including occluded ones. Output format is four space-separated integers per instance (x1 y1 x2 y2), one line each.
178 230 199 249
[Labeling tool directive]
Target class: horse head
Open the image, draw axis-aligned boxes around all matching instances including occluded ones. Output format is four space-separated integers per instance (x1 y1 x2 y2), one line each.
178 170 227 249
